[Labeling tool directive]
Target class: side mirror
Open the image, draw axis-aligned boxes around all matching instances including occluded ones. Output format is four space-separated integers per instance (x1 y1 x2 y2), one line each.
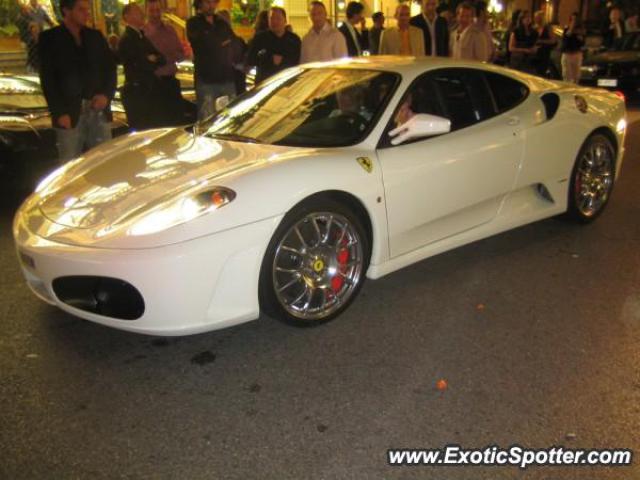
215 95 230 111
388 114 451 145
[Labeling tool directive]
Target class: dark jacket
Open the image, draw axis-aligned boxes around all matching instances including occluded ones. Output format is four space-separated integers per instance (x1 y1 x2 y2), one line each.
338 22 369 56
117 26 166 87
186 13 236 84
601 19 625 49
409 14 449 56
247 30 301 84
39 24 117 128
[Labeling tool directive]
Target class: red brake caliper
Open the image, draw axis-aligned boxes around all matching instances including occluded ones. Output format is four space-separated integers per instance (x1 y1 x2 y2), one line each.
331 240 350 293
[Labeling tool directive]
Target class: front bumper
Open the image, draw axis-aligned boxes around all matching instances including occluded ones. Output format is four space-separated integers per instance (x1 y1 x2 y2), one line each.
14 215 283 335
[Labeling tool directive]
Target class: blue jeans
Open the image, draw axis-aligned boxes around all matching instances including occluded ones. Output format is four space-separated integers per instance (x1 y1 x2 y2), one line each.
195 81 235 121
55 107 112 163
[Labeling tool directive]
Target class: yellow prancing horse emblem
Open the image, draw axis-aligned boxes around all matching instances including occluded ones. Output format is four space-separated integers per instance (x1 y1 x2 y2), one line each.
357 156 373 173
313 259 325 272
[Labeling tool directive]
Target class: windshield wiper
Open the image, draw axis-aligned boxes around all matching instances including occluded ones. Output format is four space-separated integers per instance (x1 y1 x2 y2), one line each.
209 132 261 144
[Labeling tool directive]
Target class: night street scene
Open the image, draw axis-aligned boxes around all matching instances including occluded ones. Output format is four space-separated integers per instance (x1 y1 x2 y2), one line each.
1 0 639 478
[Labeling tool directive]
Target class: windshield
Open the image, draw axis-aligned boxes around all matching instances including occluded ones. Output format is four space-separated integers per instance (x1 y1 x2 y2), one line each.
202 67 399 147
0 75 48 111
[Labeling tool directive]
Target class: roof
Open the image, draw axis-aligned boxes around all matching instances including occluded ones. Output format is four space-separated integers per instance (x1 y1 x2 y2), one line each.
302 55 561 91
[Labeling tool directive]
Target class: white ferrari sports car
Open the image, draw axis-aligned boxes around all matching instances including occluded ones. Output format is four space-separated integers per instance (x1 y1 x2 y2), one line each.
14 57 626 335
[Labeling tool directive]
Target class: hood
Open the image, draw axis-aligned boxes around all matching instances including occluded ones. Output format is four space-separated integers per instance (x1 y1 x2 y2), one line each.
35 128 296 234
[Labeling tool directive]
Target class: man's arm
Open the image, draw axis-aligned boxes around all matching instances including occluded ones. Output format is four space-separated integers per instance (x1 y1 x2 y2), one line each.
246 33 262 67
283 35 301 67
333 30 348 58
169 26 186 63
118 32 163 76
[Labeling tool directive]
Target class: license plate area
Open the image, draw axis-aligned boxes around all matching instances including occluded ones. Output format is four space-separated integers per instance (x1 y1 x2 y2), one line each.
597 78 618 87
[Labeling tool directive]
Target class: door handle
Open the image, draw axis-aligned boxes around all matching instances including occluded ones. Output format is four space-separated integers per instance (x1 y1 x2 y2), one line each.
507 116 520 126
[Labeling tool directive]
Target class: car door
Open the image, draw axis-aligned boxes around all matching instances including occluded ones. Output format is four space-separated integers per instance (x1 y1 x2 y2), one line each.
376 68 527 258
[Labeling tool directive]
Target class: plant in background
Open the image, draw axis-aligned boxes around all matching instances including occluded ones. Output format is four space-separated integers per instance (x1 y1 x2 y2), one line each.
231 0 271 26
0 0 20 36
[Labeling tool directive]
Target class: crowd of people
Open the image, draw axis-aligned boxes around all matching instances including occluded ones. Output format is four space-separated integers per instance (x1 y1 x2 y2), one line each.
32 0 638 162
505 4 638 84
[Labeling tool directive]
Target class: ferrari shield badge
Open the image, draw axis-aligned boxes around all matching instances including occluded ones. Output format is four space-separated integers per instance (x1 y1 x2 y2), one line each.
357 156 373 173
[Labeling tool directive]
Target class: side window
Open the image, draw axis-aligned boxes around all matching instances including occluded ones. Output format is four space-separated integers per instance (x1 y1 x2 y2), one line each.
381 68 499 148
484 71 529 113
431 68 496 131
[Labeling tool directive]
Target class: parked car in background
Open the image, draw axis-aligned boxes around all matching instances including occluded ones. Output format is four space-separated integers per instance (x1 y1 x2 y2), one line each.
1 62 199 193
580 31 640 98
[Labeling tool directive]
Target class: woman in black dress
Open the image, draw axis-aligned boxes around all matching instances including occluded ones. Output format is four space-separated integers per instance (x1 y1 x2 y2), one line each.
508 10 538 74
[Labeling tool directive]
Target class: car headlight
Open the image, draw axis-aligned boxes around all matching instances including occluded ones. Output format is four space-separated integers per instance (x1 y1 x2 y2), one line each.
580 65 599 75
127 187 236 236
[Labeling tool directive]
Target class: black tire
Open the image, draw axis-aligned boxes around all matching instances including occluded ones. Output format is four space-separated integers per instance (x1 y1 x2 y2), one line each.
565 133 616 223
259 197 370 327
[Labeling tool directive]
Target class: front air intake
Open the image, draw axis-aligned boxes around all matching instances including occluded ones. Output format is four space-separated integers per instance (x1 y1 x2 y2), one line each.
52 276 145 320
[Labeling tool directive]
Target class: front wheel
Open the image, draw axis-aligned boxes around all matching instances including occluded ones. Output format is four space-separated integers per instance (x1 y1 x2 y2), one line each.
566 133 616 223
259 199 370 327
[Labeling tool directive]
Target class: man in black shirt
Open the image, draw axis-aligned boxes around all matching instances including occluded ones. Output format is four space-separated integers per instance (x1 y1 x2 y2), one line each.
247 7 301 84
118 2 166 130
39 0 116 162
187 0 237 120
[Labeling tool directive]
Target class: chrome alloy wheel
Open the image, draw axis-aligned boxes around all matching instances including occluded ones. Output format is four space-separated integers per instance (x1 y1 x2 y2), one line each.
574 138 614 218
272 212 364 321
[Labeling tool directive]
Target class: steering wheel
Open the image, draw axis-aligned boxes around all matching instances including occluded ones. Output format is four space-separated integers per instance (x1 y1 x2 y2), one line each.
335 111 368 133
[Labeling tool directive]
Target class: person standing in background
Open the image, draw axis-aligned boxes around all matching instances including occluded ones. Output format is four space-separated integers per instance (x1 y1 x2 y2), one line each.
474 1 494 61
118 3 166 130
338 1 369 56
301 1 347 63
368 11 385 55
144 0 195 125
561 12 584 83
102 0 120 36
602 6 625 49
508 10 538 72
254 10 269 36
29 0 55 30
217 9 248 95
532 10 557 77
39 0 116 162
379 4 425 56
450 2 490 61
187 0 238 119
247 7 301 84
410 0 449 57
625 9 638 32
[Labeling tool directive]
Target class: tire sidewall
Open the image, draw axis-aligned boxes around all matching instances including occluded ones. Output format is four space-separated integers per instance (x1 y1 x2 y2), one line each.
259 197 370 327
567 133 616 223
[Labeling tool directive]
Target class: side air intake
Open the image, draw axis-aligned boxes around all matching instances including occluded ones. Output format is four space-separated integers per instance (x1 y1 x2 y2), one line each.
540 93 560 120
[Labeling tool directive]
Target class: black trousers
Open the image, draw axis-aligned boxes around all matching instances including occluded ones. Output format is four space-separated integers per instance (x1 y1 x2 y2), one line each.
121 82 158 131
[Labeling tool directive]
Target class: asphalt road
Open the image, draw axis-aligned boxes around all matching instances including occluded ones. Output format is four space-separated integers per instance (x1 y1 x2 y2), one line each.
1 111 639 480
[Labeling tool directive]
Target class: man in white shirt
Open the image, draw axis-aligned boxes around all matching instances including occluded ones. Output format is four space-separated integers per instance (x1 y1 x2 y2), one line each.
450 2 490 61
301 1 348 63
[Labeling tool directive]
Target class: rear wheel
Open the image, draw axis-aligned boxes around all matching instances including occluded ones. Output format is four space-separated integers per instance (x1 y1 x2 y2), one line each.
566 133 616 223
259 198 370 327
